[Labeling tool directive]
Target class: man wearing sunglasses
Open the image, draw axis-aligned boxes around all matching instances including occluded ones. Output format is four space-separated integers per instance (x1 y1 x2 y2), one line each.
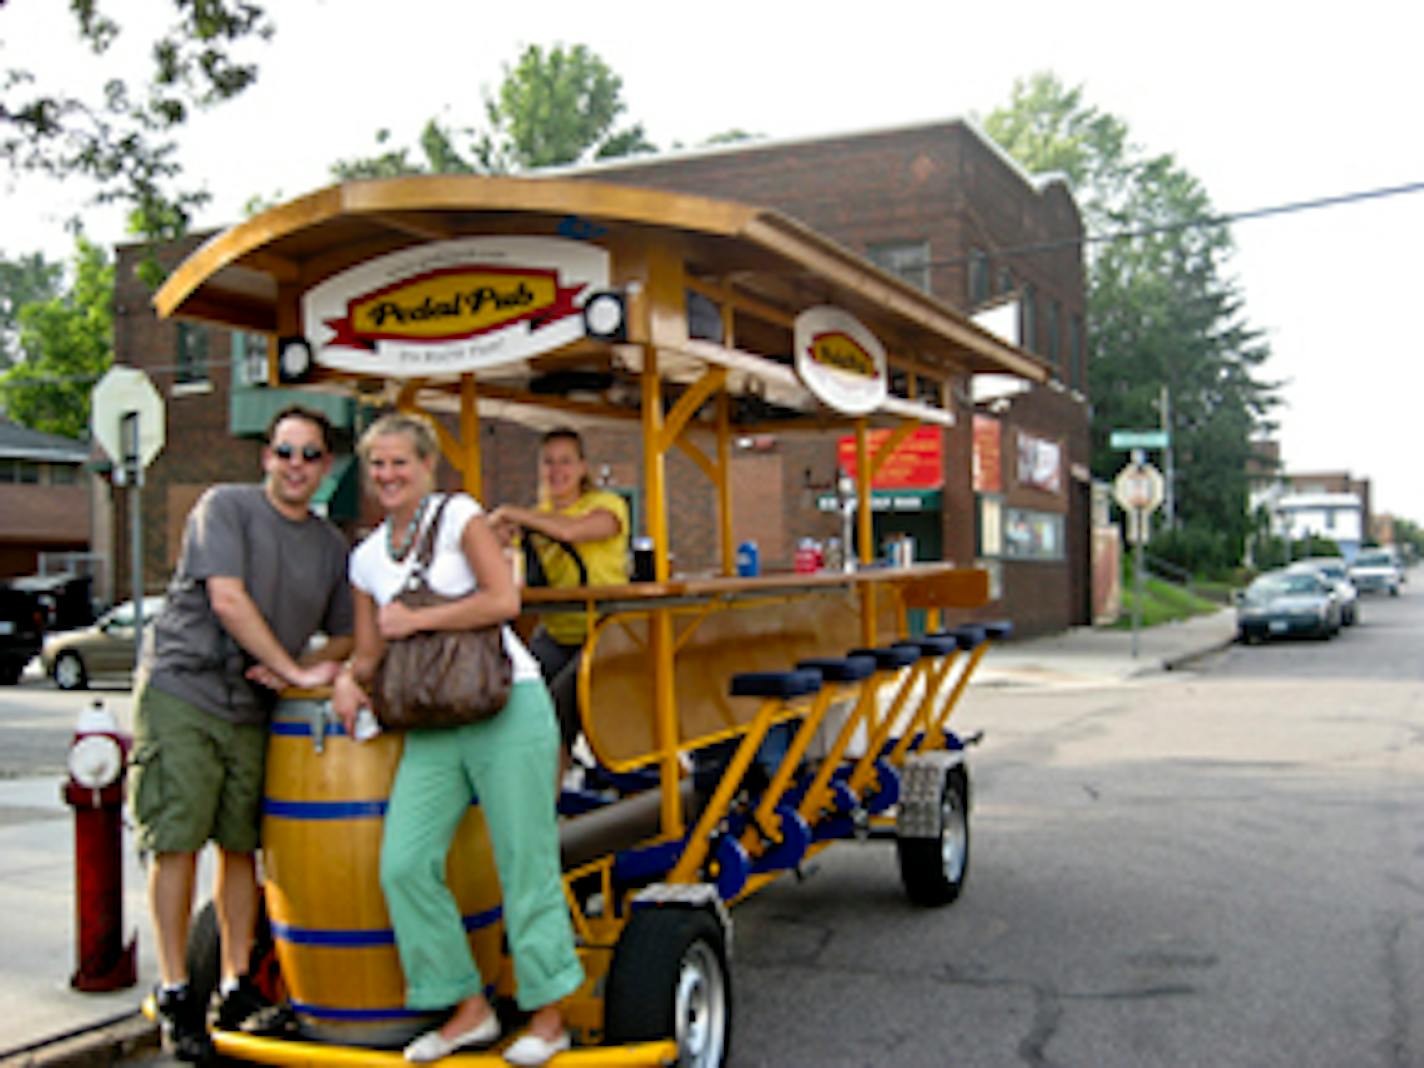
132 405 355 1061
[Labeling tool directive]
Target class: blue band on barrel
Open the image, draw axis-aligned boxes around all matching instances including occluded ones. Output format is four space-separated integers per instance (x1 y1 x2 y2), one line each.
270 719 345 736
272 906 501 947
290 1000 425 1020
262 798 389 820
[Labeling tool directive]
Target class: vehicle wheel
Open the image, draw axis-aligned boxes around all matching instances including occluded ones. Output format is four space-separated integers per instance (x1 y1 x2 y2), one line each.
186 900 222 1015
186 894 285 1018
896 763 970 907
0 660 21 686
53 651 88 690
604 906 732 1068
1391 587 1400 597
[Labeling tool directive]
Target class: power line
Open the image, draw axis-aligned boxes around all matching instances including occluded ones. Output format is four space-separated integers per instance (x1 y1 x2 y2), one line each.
931 178 1424 269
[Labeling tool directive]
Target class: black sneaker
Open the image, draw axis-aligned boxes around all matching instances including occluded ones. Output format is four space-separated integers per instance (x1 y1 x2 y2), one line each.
209 973 272 1032
155 984 214 1063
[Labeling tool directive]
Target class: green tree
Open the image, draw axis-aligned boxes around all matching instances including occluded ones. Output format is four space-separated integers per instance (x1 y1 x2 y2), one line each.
1 2 273 241
329 44 655 179
0 238 114 439
0 252 65 370
984 72 1279 567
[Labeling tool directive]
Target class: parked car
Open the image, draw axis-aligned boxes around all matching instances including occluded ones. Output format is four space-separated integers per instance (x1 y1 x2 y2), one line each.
0 583 46 685
42 596 165 690
1349 548 1402 596
1287 557 1359 625
1237 570 1341 643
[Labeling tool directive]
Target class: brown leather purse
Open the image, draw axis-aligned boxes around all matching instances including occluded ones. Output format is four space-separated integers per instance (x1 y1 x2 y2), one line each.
372 495 513 730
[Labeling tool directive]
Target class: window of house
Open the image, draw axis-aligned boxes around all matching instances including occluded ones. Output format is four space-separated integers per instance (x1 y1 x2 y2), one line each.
998 267 1015 295
232 332 269 388
1070 314 1085 389
867 240 931 293
968 248 991 305
176 323 210 386
1047 300 1062 367
1021 284 1038 353
49 463 78 485
0 458 41 483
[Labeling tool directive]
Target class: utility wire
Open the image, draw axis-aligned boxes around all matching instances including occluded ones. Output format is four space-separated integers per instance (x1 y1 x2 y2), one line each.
930 178 1424 269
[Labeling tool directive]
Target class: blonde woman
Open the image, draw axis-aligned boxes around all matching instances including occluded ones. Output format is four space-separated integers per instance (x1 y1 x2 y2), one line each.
331 412 581 1066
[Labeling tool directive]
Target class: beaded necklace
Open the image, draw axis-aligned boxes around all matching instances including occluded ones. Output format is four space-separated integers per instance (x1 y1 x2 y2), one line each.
387 494 431 562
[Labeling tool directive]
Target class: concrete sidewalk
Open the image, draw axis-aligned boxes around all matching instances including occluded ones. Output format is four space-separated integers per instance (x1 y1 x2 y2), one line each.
0 609 1240 1064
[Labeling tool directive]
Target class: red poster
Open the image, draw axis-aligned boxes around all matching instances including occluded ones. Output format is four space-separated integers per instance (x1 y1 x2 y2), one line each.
972 415 1002 493
836 426 943 488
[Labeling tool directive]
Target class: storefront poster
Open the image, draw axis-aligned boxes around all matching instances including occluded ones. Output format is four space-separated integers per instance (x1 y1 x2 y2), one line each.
973 415 1002 493
1016 430 1063 495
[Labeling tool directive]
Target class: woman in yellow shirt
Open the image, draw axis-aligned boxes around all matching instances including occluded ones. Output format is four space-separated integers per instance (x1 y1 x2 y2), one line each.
491 428 629 758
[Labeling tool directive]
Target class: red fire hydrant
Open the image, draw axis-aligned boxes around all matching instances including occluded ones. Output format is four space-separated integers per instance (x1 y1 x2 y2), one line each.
62 699 137 992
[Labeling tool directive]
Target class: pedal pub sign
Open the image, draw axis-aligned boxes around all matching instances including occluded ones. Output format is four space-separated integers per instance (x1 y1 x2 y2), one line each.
303 236 610 376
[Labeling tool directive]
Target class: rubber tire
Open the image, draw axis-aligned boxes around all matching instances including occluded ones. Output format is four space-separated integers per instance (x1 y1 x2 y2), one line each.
186 900 222 1017
53 651 88 690
0 660 21 686
897 765 970 907
604 907 732 1068
185 896 285 1017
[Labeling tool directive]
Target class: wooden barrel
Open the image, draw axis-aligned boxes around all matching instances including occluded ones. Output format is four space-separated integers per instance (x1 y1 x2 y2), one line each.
262 697 505 1046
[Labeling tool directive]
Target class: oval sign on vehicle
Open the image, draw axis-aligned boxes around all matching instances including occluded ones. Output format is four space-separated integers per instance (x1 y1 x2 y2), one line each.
793 306 887 415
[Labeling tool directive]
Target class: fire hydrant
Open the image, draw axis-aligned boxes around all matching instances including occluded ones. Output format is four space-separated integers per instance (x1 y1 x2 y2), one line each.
62 699 137 991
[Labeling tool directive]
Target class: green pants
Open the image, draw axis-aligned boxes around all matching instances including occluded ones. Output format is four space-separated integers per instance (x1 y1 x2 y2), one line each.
380 680 584 1012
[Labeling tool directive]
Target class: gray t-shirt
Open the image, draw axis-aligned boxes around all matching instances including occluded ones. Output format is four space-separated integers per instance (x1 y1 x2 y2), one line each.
145 484 354 725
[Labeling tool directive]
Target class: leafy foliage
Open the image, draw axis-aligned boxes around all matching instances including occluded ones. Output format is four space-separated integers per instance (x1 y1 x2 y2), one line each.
1 1 273 242
0 252 64 371
329 44 655 179
985 73 1280 569
0 238 113 439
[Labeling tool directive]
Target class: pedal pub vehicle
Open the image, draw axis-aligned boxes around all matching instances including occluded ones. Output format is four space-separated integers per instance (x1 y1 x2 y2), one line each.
153 175 1047 1066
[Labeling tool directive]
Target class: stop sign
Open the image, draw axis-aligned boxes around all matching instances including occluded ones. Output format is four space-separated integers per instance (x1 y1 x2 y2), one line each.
91 366 165 468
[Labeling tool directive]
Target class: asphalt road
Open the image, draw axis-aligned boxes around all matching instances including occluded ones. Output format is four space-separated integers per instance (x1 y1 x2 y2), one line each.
728 585 1424 1067
9 586 1422 1067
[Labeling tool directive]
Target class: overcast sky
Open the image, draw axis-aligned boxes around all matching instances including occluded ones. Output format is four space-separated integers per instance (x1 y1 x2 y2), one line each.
6 0 1423 518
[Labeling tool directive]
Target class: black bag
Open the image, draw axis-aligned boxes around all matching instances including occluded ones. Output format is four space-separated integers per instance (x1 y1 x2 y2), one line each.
372 496 513 729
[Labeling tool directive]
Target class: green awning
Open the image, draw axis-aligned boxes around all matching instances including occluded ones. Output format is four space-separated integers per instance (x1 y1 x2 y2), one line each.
312 455 360 520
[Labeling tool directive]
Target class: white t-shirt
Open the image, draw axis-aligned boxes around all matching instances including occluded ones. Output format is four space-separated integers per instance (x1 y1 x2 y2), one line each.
349 492 540 682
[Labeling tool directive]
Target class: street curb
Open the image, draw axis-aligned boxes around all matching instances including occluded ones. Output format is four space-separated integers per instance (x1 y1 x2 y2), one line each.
1161 635 1238 672
0 1013 156 1068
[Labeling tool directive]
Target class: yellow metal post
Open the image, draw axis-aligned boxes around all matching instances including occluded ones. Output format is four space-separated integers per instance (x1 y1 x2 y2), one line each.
460 374 481 499
641 344 682 838
717 391 733 575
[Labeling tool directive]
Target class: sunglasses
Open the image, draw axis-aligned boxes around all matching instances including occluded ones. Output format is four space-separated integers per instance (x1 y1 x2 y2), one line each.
273 443 326 463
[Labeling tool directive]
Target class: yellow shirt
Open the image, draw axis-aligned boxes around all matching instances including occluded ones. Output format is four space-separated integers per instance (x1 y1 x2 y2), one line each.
536 488 630 645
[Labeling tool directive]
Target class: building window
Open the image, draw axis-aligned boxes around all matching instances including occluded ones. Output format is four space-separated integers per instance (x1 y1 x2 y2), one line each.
1070 314 1085 389
176 323 210 385
1047 300 1062 367
49 463 78 485
1021 284 1038 353
968 249 991 305
867 240 930 293
232 332 269 388
0 459 41 483
998 267 1015 295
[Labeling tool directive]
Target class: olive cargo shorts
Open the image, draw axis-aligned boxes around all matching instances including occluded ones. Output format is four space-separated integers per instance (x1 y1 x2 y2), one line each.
128 683 267 854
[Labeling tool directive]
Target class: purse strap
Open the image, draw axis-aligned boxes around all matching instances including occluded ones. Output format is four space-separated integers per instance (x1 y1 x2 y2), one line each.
408 494 453 584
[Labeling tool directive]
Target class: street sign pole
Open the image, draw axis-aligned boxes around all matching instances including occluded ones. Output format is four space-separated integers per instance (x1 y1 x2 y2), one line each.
121 412 144 673
1132 516 1144 659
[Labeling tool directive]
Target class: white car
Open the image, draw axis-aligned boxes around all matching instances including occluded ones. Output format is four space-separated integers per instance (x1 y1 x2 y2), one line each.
1287 558 1359 626
1349 548 1402 596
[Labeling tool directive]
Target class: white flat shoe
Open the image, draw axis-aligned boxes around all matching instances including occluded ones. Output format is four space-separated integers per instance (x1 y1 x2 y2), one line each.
503 1029 571 1066
403 1012 501 1062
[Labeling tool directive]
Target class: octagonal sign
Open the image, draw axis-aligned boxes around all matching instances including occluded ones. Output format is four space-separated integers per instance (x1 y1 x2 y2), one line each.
91 366 166 468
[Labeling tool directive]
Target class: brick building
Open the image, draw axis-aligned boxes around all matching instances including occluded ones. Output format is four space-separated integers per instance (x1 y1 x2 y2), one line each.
562 119 1092 632
0 418 91 579
108 118 1090 634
